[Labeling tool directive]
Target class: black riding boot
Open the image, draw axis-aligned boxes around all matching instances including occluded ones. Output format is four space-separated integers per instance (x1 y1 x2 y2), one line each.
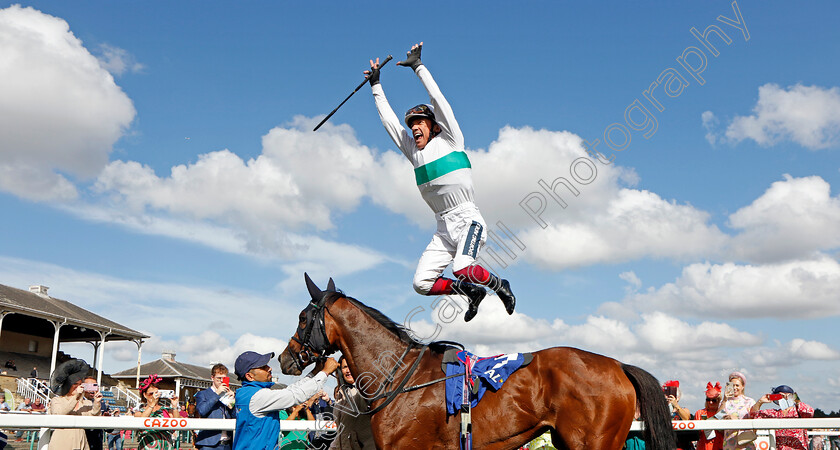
487 274 516 315
452 281 487 322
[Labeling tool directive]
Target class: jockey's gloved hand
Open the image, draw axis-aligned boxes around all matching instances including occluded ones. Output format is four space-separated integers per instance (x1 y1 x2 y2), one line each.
365 64 380 86
398 43 423 70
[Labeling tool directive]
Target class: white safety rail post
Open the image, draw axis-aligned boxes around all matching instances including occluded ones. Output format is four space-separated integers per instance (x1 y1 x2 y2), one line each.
629 418 840 450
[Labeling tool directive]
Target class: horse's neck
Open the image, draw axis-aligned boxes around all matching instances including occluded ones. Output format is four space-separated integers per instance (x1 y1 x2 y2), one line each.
336 305 413 390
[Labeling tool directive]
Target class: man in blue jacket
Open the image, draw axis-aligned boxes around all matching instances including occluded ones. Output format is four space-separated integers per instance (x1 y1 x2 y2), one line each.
233 351 339 450
195 363 236 450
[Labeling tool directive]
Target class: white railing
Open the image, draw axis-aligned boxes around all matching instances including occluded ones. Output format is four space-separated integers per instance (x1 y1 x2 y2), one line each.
15 378 50 405
631 417 840 431
0 416 838 450
104 385 141 411
0 414 322 430
1 415 839 432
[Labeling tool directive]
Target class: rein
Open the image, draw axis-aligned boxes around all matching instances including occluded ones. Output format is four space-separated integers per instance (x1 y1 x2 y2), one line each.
364 344 428 415
362 341 467 415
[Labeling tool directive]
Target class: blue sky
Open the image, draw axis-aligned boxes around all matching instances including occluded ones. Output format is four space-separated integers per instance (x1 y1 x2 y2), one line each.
2 1 840 412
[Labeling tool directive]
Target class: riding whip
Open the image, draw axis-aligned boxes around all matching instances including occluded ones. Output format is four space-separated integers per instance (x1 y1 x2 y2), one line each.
313 54 393 131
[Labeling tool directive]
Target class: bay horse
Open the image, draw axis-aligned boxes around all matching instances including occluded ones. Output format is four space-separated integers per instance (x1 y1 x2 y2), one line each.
279 274 675 450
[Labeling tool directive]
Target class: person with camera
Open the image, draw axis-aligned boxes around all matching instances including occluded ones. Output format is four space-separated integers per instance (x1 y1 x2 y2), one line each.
195 364 236 450
663 380 696 450
134 374 180 450
721 371 757 450
694 382 725 450
750 385 814 450
48 359 101 450
81 376 106 450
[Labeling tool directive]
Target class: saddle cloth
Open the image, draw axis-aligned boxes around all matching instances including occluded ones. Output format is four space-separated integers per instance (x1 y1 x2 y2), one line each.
442 349 532 415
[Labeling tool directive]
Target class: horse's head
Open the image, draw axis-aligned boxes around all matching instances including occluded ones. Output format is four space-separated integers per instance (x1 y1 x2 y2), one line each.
279 273 340 375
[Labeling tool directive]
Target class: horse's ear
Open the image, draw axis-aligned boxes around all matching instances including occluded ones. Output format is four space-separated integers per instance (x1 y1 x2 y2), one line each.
304 272 323 300
327 278 336 292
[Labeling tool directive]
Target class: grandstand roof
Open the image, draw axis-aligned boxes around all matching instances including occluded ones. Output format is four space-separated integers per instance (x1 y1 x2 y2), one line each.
110 356 211 381
0 283 148 342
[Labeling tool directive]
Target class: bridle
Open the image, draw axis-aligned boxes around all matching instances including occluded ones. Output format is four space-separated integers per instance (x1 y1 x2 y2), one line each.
289 294 334 373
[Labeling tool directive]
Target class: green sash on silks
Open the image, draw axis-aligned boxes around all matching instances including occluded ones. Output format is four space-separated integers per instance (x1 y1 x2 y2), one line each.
414 151 471 185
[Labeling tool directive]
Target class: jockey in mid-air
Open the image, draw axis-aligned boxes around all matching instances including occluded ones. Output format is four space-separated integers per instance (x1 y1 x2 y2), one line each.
365 42 516 322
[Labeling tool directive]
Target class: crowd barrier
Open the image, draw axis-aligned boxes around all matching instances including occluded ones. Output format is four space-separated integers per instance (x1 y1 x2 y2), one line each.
3 414 840 431
1 415 839 450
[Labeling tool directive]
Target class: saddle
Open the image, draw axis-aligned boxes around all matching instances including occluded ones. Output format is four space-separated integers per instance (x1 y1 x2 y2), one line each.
441 347 533 415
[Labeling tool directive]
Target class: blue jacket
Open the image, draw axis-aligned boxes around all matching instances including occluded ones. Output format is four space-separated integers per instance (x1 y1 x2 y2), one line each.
233 381 280 450
195 387 236 447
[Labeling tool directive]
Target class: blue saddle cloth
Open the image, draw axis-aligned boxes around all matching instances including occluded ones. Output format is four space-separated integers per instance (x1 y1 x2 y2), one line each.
444 350 527 415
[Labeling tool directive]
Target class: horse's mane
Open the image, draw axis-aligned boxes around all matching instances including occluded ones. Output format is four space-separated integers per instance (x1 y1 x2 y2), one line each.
324 291 421 346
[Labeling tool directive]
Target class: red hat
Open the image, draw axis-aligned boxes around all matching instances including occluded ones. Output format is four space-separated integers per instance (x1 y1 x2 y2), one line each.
663 380 679 388
705 382 722 398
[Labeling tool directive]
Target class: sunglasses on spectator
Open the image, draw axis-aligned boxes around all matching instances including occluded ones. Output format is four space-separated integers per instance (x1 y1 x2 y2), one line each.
706 398 720 403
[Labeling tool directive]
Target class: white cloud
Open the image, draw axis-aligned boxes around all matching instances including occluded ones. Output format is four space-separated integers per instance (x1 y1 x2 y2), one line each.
0 164 77 201
408 295 760 360
91 117 383 256
787 339 840 360
96 43 144 76
724 83 840 149
747 339 840 368
728 174 840 262
519 188 727 269
626 255 840 320
148 331 289 370
471 126 632 227
620 271 642 293
0 5 135 200
702 110 719 145
635 312 761 353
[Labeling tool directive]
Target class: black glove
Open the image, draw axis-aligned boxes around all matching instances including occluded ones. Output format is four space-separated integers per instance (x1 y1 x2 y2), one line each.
366 64 380 86
398 43 423 70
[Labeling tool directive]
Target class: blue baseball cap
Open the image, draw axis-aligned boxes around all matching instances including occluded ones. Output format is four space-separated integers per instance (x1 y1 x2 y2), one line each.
234 351 274 381
772 385 795 394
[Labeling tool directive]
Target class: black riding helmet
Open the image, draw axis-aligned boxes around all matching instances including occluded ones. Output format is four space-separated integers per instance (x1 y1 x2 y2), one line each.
404 104 437 128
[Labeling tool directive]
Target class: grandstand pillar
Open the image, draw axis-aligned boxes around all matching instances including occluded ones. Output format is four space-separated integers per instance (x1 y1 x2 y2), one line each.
175 378 181 400
134 339 143 389
48 320 66 379
0 311 6 342
91 341 101 369
94 330 109 385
